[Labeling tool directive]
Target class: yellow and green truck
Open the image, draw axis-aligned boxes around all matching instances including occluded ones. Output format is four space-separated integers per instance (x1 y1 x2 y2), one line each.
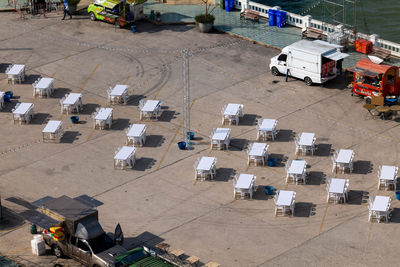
88 0 147 27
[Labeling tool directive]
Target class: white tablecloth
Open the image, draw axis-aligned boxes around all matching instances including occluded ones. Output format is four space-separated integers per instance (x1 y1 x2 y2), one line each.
212 128 230 141
235 174 254 189
298 132 315 146
142 100 160 112
7 64 24 75
288 160 306 175
13 103 33 115
259 119 276 131
36 78 54 89
114 146 136 160
372 196 390 212
42 120 62 133
63 93 82 105
276 190 294 206
329 178 346 193
380 166 397 180
111 85 128 96
95 108 113 120
224 103 241 116
127 124 146 137
336 149 354 164
197 157 216 171
248 142 268 156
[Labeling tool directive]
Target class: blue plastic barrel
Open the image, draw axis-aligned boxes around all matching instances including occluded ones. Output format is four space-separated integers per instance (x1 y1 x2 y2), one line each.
276 10 287 28
267 158 277 167
264 186 275 195
70 116 79 124
177 141 186 150
5 91 13 98
268 9 276 26
396 191 400 200
3 94 11 103
385 97 397 106
224 0 234 12
187 131 195 140
130 25 136 33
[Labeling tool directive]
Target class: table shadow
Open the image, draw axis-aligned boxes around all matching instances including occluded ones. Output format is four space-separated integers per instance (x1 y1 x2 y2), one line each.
133 157 156 171
315 143 332 157
144 135 165 147
60 131 80 143
347 190 367 205
294 202 316 217
215 168 236 182
353 160 373 175
307 171 326 185
275 129 294 142
112 118 130 131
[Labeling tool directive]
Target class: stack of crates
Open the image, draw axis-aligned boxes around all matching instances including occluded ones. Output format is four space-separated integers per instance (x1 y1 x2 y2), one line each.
354 39 373 54
268 10 286 28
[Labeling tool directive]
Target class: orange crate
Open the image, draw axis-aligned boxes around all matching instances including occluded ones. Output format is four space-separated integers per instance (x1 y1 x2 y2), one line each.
354 39 372 54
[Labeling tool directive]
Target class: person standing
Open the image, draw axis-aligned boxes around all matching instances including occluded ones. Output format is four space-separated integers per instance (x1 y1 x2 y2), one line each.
62 0 72 20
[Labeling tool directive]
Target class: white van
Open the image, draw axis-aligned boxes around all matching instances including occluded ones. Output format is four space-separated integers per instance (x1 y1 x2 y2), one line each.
269 40 348 85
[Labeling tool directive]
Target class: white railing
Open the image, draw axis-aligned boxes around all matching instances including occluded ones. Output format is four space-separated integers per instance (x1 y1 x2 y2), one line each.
235 0 400 58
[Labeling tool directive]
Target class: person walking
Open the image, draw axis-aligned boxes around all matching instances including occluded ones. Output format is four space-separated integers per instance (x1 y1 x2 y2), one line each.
62 0 72 20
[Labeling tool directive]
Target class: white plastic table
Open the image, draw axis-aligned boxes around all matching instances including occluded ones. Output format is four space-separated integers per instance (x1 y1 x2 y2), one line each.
276 190 294 206
235 174 254 189
42 120 63 142
380 166 397 180
212 128 230 141
298 133 315 146
259 119 277 131
197 156 216 171
258 119 277 141
248 142 267 156
109 85 128 104
62 93 82 114
336 149 354 163
288 160 307 175
140 100 161 120
126 124 146 146
13 103 34 124
372 196 390 212
34 78 54 97
329 178 346 193
13 103 33 115
42 120 62 133
94 108 113 129
142 100 160 112
114 146 136 169
224 104 241 116
7 64 25 84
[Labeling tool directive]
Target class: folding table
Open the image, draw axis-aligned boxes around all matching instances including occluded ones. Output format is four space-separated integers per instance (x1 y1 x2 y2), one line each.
126 124 147 146
247 142 269 166
94 108 113 130
114 146 136 169
42 120 63 142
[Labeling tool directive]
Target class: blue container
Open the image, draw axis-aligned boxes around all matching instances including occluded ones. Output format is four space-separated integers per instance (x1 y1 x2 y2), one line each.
3 94 11 103
70 116 79 124
130 25 136 33
267 158 277 167
385 97 397 106
276 10 287 28
187 131 195 140
268 9 276 26
264 186 275 195
396 191 400 200
224 0 234 12
5 91 13 98
177 141 186 150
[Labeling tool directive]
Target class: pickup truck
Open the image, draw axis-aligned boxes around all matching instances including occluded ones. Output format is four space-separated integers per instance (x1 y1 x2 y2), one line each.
29 195 171 267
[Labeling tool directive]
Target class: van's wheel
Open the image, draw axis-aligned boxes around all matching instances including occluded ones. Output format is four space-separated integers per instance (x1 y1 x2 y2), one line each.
365 97 372 104
52 245 64 258
304 76 313 86
89 12 96 21
271 67 280 76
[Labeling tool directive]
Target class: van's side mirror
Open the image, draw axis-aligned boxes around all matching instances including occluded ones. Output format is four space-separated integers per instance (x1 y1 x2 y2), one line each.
85 250 91 255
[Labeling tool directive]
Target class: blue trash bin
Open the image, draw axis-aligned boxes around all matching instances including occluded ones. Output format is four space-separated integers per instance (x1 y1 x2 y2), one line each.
396 191 400 200
224 0 234 12
187 131 195 140
264 186 275 195
267 158 277 167
70 116 79 124
3 94 11 103
5 91 13 98
130 25 136 33
268 9 276 26
276 10 287 28
385 97 397 106
177 141 186 150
